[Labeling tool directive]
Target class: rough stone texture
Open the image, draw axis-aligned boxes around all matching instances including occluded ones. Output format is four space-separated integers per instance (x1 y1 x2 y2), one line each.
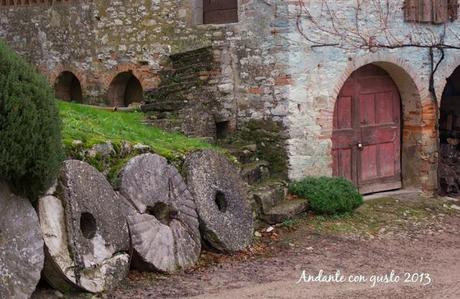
240 160 270 185
118 154 201 273
184 150 253 252
252 183 286 215
0 181 44 299
0 0 289 140
2 0 459 191
261 199 309 225
39 160 130 293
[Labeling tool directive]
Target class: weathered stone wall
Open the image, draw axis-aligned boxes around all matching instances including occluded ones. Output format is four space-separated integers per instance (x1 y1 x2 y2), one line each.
285 0 460 192
4 0 453 191
0 0 291 138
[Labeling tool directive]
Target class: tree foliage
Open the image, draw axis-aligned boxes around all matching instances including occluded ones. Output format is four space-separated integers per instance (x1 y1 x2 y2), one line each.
0 40 63 200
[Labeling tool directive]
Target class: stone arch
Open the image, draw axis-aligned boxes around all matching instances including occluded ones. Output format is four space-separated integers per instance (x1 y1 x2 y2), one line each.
54 71 83 103
331 59 434 190
106 71 144 107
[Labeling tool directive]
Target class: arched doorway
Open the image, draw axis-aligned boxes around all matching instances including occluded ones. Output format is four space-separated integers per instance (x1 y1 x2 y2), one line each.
54 71 83 103
107 72 143 107
332 64 402 194
439 66 460 194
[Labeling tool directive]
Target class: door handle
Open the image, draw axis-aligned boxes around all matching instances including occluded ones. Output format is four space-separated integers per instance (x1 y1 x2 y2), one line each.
357 143 363 150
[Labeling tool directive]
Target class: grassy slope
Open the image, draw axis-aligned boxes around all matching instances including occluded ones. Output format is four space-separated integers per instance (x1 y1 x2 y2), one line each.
59 101 214 161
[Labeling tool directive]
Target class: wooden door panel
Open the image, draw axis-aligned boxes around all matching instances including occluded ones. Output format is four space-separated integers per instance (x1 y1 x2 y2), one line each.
333 131 354 148
360 144 378 181
204 0 237 10
334 96 353 129
376 92 394 124
203 0 238 24
359 94 376 126
332 64 401 194
333 148 353 181
379 143 397 176
361 127 398 144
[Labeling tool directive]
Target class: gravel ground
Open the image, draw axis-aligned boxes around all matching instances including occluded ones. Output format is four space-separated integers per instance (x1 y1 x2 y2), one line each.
33 193 460 299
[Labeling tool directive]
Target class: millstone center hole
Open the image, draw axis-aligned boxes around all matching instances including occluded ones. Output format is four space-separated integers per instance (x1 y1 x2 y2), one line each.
80 212 97 239
215 191 228 212
147 203 177 226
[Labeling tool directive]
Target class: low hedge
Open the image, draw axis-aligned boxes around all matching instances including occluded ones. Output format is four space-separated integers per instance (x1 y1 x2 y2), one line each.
289 176 363 214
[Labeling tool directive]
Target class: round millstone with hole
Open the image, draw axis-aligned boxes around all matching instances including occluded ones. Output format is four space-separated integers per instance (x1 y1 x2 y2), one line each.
184 149 254 252
118 153 201 273
38 160 130 293
0 181 44 299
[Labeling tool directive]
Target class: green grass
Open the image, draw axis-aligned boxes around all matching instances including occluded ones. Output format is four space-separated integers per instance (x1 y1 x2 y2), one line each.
59 101 215 161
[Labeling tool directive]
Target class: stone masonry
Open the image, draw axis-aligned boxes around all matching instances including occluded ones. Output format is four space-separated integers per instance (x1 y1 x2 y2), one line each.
2 0 460 193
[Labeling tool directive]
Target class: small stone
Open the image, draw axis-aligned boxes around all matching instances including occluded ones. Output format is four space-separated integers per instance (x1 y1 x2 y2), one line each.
254 231 262 237
242 144 257 152
72 140 83 147
54 291 64 298
306 247 314 251
266 226 274 233
119 141 133 157
218 83 233 94
88 141 115 158
134 143 150 152
450 204 460 211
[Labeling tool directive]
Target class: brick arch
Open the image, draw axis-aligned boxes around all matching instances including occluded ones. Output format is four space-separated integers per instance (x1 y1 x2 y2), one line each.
106 70 144 107
329 56 436 191
101 64 159 92
48 65 88 89
54 71 83 103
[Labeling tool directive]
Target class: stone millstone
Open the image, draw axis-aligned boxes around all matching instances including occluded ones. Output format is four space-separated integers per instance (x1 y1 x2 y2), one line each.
184 150 254 252
39 160 130 293
0 181 44 299
118 153 201 273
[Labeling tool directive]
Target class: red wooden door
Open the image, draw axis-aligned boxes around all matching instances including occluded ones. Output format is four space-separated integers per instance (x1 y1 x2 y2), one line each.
332 65 401 194
203 0 238 24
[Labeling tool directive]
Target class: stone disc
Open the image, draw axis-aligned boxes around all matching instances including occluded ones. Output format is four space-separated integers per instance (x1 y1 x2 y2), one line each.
118 153 201 273
184 150 253 252
39 160 130 293
0 181 44 299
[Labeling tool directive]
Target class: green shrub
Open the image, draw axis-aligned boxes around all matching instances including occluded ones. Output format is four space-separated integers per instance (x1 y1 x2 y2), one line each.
289 177 363 215
0 40 63 200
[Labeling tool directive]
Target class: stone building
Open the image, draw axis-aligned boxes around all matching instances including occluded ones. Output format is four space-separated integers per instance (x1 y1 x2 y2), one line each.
2 0 460 194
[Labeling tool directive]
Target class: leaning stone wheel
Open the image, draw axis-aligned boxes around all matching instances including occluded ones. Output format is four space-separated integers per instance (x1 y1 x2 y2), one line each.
184 150 253 252
0 181 44 299
119 153 201 273
39 160 130 293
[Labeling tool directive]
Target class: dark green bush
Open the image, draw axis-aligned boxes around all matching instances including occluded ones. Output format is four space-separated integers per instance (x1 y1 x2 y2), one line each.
289 176 363 215
0 40 63 200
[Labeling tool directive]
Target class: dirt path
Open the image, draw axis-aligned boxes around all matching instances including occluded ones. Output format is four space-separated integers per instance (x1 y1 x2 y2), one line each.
34 195 460 298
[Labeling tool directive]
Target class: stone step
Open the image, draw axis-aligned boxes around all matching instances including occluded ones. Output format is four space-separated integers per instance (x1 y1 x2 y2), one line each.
145 81 199 97
170 63 214 75
162 71 211 85
240 160 270 185
142 99 189 112
251 182 287 214
226 144 258 164
170 47 213 68
261 199 309 225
